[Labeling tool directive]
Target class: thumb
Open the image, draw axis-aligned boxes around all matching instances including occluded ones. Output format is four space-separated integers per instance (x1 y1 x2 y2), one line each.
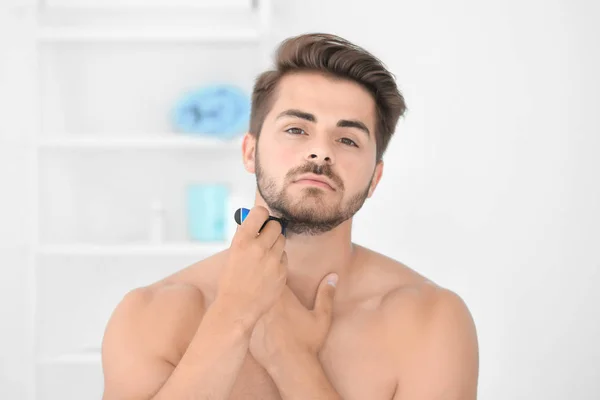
313 273 338 320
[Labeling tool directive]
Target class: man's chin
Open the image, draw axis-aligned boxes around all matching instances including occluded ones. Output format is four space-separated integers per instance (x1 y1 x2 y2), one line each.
284 215 348 236
284 205 337 220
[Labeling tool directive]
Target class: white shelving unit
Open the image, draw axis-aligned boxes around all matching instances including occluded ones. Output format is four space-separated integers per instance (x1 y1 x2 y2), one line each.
27 1 272 398
37 134 244 150
44 0 255 9
36 242 228 257
36 26 262 43
37 349 102 366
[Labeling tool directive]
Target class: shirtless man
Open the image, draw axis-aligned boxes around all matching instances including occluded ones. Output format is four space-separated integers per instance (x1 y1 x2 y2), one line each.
101 33 479 399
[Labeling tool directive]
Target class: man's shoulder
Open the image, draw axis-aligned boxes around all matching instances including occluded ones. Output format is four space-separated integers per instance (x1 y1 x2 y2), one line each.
354 244 434 291
102 281 207 369
356 245 475 343
380 281 471 329
103 249 231 364
120 282 207 337
145 248 229 300
369 259 477 372
360 250 479 394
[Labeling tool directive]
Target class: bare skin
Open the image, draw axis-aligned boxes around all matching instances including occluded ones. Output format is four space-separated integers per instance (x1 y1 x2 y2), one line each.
101 71 479 399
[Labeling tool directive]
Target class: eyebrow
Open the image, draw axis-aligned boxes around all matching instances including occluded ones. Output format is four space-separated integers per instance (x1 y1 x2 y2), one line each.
276 109 370 138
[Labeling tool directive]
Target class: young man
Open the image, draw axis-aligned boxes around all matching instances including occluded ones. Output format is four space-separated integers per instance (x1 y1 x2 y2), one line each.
101 33 479 399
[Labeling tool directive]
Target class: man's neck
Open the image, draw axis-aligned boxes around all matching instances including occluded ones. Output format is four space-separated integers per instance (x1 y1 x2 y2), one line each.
285 223 356 307
253 198 356 309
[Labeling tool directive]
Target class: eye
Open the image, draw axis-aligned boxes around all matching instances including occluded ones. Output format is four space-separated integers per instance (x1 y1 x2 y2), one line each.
340 137 358 147
285 127 306 135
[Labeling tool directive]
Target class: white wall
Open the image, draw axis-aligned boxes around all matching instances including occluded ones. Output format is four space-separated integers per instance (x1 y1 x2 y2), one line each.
268 0 600 399
0 4 37 399
1 0 599 399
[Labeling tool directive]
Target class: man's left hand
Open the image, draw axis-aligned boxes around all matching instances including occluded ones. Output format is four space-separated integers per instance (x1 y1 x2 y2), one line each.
249 271 339 368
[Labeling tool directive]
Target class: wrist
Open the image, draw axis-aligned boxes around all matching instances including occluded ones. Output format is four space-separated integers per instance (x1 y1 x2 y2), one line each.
210 295 258 335
265 346 314 376
267 351 340 400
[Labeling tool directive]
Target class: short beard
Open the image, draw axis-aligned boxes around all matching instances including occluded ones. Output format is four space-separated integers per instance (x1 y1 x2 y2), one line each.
255 148 374 236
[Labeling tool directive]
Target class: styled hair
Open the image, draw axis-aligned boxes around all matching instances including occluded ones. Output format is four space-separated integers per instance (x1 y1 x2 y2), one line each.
249 33 407 162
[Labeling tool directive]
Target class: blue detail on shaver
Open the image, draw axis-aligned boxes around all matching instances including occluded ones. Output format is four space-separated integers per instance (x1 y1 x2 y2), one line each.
234 207 250 224
234 207 287 236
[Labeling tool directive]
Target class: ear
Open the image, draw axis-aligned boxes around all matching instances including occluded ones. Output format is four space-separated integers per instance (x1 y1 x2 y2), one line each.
367 160 384 198
241 133 257 174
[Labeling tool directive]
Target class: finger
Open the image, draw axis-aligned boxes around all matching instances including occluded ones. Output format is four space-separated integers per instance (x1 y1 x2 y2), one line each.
272 250 288 285
257 219 285 249
312 273 338 321
270 233 286 256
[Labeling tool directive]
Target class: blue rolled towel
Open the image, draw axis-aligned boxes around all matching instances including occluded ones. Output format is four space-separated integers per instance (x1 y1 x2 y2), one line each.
171 84 250 138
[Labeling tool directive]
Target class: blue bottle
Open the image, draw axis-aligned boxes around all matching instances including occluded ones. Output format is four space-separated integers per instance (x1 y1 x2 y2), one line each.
187 183 229 242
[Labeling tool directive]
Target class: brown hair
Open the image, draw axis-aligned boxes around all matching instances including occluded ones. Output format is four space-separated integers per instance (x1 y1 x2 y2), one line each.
249 33 407 162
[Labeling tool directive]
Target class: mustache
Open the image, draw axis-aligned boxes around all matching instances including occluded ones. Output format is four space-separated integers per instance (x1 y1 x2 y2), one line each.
287 162 344 190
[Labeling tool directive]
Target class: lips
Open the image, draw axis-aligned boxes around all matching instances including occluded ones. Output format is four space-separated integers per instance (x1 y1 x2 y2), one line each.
294 174 336 190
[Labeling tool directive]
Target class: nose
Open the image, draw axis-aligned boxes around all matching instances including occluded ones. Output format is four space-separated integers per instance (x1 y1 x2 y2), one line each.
305 143 334 165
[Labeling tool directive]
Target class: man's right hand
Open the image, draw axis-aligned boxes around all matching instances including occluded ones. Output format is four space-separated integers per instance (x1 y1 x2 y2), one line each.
215 206 287 326
102 205 286 399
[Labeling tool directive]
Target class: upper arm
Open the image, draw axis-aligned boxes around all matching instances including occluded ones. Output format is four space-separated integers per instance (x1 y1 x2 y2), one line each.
392 287 479 400
101 284 206 400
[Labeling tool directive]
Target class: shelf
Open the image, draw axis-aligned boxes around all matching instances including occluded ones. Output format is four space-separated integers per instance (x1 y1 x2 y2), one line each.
36 26 262 43
35 242 229 256
36 135 244 150
37 350 101 366
44 0 254 9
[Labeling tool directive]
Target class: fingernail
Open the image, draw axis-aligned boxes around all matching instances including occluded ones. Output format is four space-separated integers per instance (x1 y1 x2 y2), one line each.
327 274 338 287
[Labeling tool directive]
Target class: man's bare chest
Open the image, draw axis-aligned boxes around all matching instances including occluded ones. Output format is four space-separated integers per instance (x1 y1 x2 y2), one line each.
225 309 398 400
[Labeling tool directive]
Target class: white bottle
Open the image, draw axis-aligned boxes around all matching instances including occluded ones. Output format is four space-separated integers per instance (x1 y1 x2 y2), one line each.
149 200 166 244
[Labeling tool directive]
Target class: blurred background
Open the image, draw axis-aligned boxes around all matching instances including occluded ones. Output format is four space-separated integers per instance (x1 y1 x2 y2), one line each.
0 0 598 399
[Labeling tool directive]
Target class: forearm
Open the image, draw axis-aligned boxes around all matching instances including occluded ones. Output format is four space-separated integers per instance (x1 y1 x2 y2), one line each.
153 298 254 400
267 351 342 400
